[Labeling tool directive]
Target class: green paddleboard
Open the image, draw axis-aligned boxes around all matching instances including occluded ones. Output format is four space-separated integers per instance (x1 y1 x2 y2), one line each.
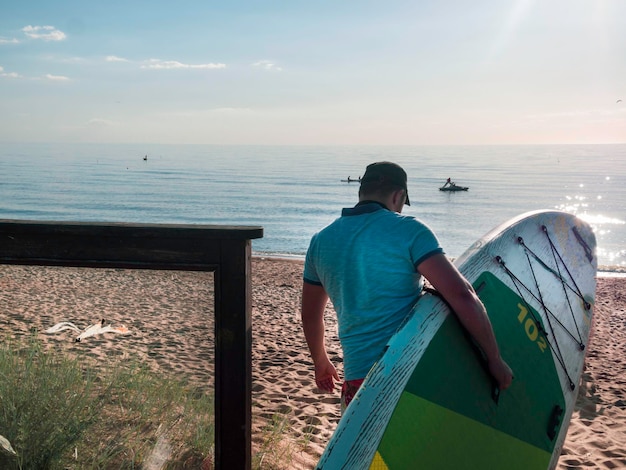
317 210 597 470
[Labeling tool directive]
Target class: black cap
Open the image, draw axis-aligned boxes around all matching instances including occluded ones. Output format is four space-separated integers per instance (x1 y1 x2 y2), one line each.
360 161 410 205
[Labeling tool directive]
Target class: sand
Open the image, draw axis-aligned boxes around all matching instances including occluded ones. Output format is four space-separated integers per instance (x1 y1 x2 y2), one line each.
0 258 624 469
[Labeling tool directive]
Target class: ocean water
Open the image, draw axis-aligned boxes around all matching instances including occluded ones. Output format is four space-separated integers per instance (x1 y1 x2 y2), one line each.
1 143 625 269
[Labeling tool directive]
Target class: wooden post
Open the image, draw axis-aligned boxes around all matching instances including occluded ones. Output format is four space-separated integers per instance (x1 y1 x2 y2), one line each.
214 239 253 469
0 220 263 470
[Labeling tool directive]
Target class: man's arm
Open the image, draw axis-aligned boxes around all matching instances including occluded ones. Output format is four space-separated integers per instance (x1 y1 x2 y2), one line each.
417 254 513 390
301 282 340 393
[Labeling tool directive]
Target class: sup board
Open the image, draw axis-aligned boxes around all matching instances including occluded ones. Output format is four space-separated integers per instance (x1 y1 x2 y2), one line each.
317 210 597 470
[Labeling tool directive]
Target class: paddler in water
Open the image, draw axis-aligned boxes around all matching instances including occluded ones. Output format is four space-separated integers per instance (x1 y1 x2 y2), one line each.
301 161 513 412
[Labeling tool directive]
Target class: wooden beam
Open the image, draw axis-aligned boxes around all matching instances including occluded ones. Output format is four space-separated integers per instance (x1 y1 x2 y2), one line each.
0 219 263 470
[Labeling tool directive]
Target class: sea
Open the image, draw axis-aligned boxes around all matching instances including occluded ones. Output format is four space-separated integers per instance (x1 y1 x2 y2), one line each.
1 143 625 271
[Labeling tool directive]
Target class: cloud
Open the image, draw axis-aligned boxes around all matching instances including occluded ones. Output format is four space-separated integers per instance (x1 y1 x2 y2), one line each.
523 108 624 122
44 73 70 81
252 60 283 72
211 107 255 114
88 118 116 127
0 37 20 45
0 66 21 78
22 25 66 41
153 107 256 119
141 59 226 70
106 55 130 63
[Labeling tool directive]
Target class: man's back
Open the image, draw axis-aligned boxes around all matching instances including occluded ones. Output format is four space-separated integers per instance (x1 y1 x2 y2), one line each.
303 201 443 380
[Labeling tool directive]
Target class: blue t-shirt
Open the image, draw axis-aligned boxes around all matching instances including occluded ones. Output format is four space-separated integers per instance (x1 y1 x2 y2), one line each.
303 202 443 380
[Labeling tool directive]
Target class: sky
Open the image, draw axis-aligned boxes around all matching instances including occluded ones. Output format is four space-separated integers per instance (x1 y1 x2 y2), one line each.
0 0 624 145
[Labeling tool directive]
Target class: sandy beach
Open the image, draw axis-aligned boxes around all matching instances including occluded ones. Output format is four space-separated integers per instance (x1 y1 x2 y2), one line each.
1 258 624 469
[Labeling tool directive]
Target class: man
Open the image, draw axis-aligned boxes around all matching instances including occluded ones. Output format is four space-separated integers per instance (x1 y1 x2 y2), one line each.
301 162 512 410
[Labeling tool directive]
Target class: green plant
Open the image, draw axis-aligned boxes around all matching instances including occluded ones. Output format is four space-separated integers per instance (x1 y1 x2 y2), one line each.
64 357 214 469
0 336 100 469
0 335 215 469
253 412 295 470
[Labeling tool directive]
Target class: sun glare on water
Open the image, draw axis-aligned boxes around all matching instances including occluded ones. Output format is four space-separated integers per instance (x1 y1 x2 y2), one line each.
556 191 626 268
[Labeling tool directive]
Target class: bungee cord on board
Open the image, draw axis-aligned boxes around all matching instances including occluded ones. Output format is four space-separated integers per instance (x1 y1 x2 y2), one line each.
496 256 577 391
496 225 593 391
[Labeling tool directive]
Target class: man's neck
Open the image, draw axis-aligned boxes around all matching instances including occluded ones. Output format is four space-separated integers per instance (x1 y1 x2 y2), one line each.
356 200 389 210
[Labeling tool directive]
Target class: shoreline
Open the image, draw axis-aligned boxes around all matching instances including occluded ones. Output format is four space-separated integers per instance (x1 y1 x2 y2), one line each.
253 252 626 276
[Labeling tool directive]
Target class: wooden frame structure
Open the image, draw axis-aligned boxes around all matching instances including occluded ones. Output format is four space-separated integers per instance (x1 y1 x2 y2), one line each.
0 219 263 470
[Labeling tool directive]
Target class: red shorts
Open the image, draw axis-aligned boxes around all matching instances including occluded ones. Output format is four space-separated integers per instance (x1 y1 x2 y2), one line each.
340 378 365 413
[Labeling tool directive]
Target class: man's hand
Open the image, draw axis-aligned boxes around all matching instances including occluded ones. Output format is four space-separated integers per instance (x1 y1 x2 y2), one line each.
315 357 340 393
302 282 339 393
489 356 514 391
